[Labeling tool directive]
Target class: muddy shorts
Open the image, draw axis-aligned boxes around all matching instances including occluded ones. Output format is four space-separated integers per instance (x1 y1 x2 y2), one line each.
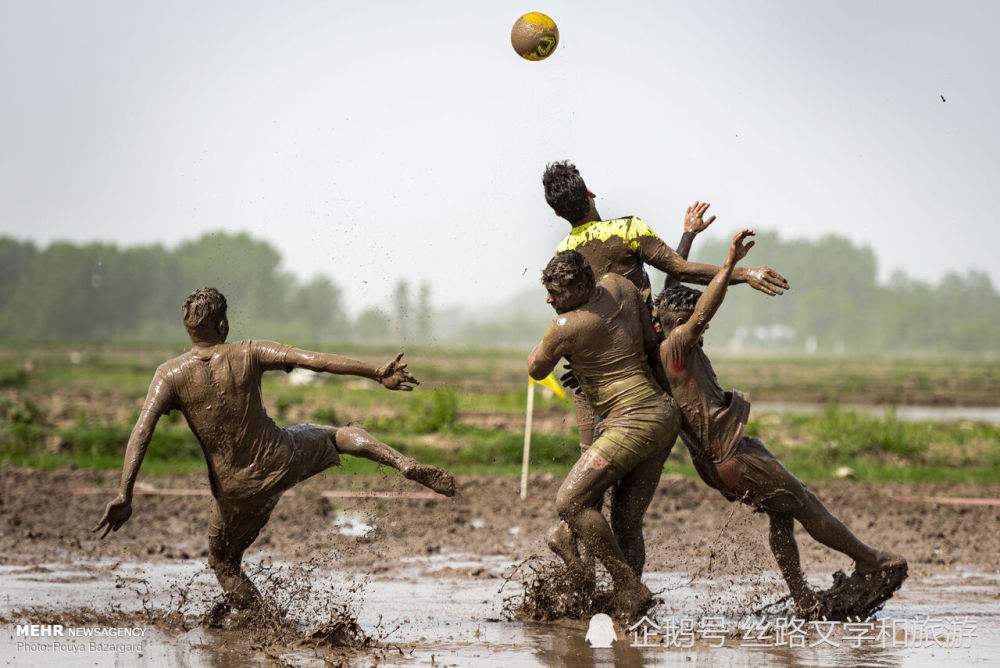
589 396 680 473
694 436 812 513
209 424 341 557
271 423 342 493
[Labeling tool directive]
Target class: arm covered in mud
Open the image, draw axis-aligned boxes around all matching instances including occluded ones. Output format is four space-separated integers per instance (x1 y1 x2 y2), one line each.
636 217 787 296
663 230 755 371
280 346 419 391
95 368 174 538
528 319 571 381
664 201 715 291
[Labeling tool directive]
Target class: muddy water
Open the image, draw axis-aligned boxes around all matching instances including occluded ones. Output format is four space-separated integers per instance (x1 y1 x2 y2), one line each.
2 556 997 666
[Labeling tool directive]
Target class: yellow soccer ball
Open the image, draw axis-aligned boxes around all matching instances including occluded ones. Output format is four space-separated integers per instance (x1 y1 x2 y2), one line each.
511 12 559 61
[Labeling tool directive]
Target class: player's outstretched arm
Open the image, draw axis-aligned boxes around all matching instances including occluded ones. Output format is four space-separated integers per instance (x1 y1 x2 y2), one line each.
94 370 172 539
284 347 419 391
638 218 787 296
662 229 755 374
686 229 755 340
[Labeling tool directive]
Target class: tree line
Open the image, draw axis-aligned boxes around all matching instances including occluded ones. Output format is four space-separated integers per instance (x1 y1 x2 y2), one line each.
0 230 997 353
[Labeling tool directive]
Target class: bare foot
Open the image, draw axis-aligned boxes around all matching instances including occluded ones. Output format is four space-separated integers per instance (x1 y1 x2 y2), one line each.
612 579 654 624
403 462 456 497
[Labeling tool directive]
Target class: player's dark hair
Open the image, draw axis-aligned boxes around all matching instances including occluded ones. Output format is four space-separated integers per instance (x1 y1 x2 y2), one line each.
541 251 595 292
542 161 591 223
655 284 702 312
182 287 227 331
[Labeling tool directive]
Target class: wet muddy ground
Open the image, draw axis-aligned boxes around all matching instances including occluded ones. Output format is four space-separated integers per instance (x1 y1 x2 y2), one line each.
2 468 1000 665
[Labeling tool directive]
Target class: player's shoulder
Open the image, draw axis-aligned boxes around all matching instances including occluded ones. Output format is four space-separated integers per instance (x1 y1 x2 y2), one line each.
619 215 658 241
600 271 631 288
600 216 659 251
557 216 644 251
660 328 697 374
242 339 284 352
546 310 585 339
599 271 639 297
154 352 191 384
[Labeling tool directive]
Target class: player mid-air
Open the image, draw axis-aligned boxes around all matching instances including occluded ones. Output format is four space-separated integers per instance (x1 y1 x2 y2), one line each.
94 288 456 616
529 252 681 622
656 228 907 619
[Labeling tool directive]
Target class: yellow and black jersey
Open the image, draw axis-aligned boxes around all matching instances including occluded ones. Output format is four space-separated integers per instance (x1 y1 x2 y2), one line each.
555 216 676 301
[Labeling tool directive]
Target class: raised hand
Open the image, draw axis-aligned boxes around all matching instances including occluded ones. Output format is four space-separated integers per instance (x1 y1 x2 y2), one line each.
376 352 420 391
684 201 716 234
725 229 790 296
728 228 756 264
93 494 133 539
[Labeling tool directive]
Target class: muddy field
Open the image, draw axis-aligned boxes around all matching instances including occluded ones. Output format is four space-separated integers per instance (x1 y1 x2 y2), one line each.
2 467 999 665
3 468 999 574
3 347 1000 664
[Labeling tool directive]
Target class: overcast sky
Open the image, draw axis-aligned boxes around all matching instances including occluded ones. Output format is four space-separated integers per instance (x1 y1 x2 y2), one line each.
2 1 997 312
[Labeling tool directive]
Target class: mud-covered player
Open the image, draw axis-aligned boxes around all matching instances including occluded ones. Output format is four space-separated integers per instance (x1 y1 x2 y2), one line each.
529 253 681 621
95 287 456 615
656 229 907 618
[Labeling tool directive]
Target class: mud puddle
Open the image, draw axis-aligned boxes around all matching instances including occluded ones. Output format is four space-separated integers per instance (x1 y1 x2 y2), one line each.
2 558 998 666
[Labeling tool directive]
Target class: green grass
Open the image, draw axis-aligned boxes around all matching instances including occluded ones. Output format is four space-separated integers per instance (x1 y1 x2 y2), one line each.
3 405 999 483
2 344 1000 484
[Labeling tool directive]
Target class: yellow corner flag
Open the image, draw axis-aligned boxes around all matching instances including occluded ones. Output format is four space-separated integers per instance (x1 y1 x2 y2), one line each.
529 372 566 400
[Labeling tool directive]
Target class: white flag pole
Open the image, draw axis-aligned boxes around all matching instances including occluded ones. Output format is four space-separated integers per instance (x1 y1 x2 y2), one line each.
520 380 535 500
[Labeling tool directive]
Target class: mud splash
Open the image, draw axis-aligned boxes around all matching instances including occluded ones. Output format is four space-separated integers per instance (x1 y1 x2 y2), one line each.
3 558 999 666
1 556 387 664
500 557 614 622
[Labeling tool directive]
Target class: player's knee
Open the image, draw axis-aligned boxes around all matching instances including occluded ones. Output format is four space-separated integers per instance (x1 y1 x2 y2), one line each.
335 425 371 449
555 489 583 521
546 525 569 552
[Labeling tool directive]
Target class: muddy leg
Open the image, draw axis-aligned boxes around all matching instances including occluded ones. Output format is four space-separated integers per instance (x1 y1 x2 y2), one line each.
767 511 819 614
770 484 893 572
769 487 907 618
207 496 279 610
332 425 455 497
556 450 650 621
547 520 596 586
610 446 671 577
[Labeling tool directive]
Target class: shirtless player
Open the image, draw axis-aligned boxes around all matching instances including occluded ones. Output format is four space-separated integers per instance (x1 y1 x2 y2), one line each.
94 287 455 612
656 230 907 618
529 252 680 621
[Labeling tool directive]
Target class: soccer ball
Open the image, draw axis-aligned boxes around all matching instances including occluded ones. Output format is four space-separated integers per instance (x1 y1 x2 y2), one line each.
511 12 559 61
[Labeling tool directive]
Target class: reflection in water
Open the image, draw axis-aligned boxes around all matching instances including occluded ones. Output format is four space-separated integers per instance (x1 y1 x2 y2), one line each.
526 619 651 667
